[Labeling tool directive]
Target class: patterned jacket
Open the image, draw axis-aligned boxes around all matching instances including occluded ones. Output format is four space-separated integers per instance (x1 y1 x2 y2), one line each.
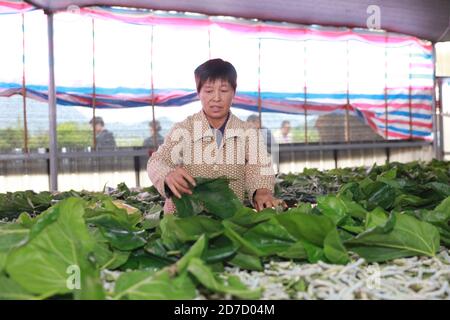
147 110 275 213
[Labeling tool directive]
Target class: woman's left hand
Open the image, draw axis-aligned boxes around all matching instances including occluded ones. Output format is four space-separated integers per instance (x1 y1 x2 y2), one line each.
253 188 287 212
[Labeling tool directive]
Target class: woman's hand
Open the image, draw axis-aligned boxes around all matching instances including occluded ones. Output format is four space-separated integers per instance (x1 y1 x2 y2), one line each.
253 188 287 212
164 166 196 199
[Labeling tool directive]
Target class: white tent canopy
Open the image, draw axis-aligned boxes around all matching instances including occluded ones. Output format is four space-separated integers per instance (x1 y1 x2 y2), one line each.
25 0 450 42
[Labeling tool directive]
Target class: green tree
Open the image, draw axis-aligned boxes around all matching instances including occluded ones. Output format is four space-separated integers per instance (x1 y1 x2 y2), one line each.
0 127 23 151
0 122 93 152
56 122 92 149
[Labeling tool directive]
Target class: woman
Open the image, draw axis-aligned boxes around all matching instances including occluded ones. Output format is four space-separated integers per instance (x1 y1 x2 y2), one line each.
143 120 164 156
274 120 293 144
147 58 286 214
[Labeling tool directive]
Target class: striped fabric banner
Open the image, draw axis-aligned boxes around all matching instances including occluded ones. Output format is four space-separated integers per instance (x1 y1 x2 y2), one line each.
77 6 433 51
0 4 435 141
0 0 34 14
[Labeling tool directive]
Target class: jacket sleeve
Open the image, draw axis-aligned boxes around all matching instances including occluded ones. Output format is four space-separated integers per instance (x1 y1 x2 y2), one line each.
244 129 275 203
147 125 184 198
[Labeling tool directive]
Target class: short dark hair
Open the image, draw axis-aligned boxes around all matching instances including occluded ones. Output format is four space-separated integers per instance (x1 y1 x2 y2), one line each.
89 116 104 127
194 58 237 93
247 114 259 122
281 120 291 127
149 120 161 132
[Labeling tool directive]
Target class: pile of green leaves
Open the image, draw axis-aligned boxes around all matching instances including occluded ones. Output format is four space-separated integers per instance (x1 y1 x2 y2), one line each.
0 184 163 222
108 182 164 214
1 176 445 300
0 180 262 300
276 167 366 205
0 161 449 300
0 191 53 220
276 160 450 206
170 177 447 265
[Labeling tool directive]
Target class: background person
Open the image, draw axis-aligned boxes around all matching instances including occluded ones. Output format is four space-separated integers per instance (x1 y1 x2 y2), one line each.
246 114 274 154
274 120 293 143
89 116 116 150
143 120 164 155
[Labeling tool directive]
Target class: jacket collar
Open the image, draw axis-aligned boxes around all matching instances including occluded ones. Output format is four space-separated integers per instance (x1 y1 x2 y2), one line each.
193 110 241 142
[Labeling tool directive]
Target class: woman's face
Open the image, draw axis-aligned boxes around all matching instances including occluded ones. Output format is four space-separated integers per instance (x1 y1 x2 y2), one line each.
281 123 291 136
199 78 235 120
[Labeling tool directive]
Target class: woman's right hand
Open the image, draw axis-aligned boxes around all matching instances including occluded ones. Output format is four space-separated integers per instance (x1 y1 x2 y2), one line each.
164 166 196 199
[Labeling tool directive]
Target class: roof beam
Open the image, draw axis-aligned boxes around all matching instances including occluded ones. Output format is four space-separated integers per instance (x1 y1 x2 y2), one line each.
24 0 450 42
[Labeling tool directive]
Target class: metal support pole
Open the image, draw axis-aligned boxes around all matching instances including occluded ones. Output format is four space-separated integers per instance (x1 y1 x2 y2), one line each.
134 154 141 187
150 25 157 149
437 78 445 160
21 13 29 154
384 32 389 140
92 18 97 149
47 12 58 191
345 39 350 143
257 38 262 128
303 41 308 144
408 44 413 140
432 84 439 159
431 46 440 159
